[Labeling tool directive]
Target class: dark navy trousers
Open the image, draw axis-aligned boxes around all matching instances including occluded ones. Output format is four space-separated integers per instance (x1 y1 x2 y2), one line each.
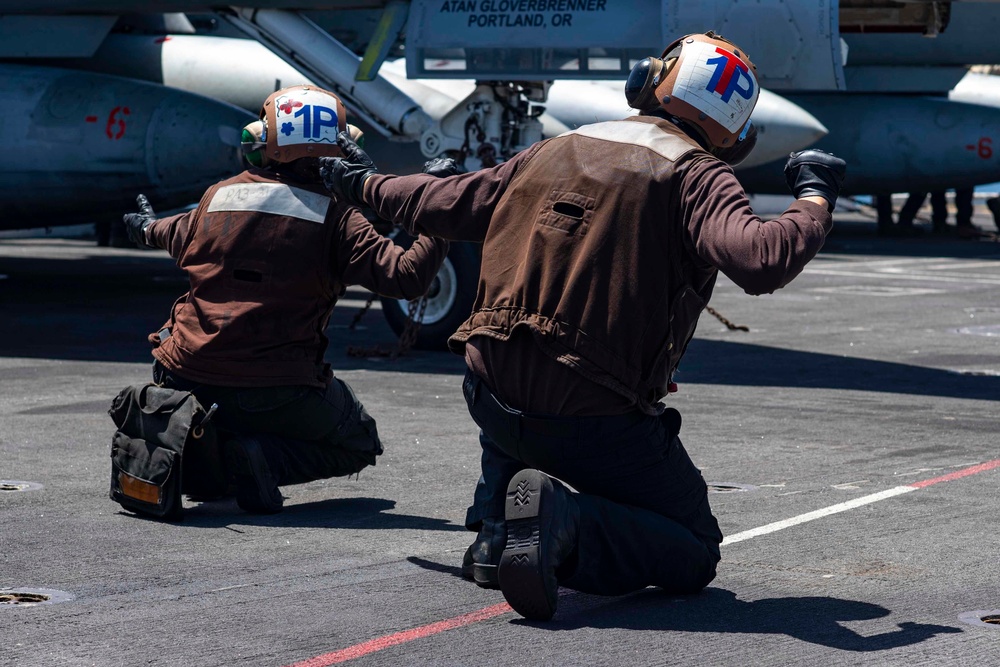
153 360 382 486
462 370 722 596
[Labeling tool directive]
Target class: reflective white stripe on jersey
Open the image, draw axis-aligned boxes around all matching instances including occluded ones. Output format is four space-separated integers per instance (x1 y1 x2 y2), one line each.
206 183 330 223
561 121 696 162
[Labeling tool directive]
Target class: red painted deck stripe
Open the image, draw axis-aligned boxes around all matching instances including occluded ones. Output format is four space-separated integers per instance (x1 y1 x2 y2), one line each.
908 458 1000 488
288 457 1000 666
286 602 513 667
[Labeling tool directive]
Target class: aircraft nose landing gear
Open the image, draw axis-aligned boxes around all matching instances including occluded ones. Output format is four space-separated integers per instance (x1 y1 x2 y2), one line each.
380 240 480 351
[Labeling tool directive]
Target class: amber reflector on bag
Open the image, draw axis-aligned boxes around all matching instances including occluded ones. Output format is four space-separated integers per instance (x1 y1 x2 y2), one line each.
118 472 161 504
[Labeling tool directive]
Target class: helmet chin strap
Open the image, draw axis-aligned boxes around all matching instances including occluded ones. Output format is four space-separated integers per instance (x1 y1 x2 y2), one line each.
645 109 713 151
644 109 755 166
272 157 323 183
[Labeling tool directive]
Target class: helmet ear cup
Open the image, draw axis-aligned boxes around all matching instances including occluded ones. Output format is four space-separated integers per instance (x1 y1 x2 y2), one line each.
346 123 365 149
625 57 667 112
241 120 268 167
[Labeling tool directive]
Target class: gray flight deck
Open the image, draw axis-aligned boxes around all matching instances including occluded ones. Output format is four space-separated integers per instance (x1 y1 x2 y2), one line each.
1 202 999 666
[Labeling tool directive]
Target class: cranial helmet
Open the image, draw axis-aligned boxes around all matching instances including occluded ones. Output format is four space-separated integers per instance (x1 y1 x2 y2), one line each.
241 85 362 167
625 32 759 154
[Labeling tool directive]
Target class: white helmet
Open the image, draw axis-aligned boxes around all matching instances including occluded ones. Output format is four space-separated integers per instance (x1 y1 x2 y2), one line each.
241 85 362 167
625 31 759 151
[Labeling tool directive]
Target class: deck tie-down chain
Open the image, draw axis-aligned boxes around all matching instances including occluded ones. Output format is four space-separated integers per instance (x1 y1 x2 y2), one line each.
347 293 428 359
706 306 749 332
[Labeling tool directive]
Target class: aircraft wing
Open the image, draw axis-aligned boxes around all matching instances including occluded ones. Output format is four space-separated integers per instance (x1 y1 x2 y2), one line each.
2 0 998 231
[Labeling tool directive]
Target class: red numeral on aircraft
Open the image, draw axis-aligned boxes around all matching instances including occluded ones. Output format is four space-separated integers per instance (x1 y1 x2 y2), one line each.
978 137 993 159
106 106 130 140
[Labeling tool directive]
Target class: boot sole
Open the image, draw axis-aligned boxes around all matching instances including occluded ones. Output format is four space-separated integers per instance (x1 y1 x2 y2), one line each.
461 562 499 589
473 563 499 589
499 470 556 621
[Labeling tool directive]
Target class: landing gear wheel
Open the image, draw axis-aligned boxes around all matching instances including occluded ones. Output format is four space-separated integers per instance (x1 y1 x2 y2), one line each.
380 240 480 351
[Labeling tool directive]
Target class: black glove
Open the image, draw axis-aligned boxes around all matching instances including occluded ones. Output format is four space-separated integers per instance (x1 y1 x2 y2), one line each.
421 157 464 178
122 194 157 248
318 131 378 207
784 149 847 211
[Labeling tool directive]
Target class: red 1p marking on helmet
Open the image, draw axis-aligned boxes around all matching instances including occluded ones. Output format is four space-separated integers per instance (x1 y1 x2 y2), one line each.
626 32 759 150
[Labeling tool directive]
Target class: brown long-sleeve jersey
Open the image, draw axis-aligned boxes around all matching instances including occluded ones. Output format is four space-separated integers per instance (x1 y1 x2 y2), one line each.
367 117 830 414
147 168 448 388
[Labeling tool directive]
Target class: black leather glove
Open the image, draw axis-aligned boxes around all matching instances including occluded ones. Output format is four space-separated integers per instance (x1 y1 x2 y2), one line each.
318 131 378 207
122 194 157 248
784 149 847 211
421 156 464 178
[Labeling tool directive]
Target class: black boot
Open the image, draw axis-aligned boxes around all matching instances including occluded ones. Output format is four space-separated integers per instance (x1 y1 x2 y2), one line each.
498 469 580 621
957 223 989 239
462 517 506 589
224 436 284 514
987 197 1000 233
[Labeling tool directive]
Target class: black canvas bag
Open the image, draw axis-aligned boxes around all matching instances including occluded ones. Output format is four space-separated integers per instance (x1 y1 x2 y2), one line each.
108 383 223 520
